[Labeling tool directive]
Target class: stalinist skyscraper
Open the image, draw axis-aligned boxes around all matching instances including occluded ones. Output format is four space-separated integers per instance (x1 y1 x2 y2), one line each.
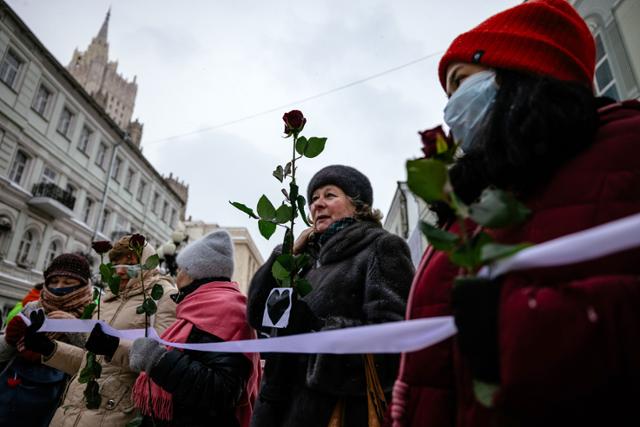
67 9 144 147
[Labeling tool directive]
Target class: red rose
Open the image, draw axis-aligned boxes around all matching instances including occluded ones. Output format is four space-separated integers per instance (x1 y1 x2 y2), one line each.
129 234 146 250
91 240 113 255
419 125 454 159
283 110 306 136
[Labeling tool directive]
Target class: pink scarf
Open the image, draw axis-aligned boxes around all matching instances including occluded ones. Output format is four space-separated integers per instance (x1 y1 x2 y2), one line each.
132 281 260 426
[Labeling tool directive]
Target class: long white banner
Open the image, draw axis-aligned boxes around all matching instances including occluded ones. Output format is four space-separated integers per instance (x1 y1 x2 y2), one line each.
21 212 640 354
20 315 457 354
477 212 640 279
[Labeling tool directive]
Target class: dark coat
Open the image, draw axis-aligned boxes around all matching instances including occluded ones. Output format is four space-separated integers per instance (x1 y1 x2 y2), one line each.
248 220 415 427
0 357 67 427
391 100 640 427
145 312 253 427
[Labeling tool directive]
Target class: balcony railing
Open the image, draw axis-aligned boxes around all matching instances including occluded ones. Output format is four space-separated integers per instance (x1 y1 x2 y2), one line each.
27 182 76 219
31 183 76 210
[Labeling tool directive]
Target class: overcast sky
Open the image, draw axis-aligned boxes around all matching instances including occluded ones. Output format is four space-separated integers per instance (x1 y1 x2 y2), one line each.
7 0 518 258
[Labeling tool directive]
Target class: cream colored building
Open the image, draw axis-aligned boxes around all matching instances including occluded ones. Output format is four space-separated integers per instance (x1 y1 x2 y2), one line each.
0 4 187 313
571 0 640 100
183 220 264 295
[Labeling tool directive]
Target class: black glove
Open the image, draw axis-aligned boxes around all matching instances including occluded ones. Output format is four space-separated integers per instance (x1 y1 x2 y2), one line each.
259 295 322 403
85 324 120 359
23 310 55 357
283 295 323 335
451 277 501 383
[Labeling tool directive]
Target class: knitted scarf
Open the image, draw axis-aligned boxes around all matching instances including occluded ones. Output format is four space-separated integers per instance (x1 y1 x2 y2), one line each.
39 284 93 340
318 217 357 246
131 281 260 427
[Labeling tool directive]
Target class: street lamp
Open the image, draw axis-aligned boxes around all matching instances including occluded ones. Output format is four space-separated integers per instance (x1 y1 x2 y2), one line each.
160 226 189 277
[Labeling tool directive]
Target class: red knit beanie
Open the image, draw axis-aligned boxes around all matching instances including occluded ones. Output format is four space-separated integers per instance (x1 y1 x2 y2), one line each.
438 0 595 90
44 253 91 286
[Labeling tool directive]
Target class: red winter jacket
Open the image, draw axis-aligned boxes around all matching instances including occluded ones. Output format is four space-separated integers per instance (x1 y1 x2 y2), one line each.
391 100 640 427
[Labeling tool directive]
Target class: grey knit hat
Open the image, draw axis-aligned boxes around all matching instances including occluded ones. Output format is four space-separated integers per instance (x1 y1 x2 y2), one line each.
307 165 373 206
176 230 234 280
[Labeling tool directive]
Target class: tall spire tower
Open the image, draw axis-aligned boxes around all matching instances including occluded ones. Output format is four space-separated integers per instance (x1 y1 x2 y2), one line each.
67 9 144 146
97 7 110 42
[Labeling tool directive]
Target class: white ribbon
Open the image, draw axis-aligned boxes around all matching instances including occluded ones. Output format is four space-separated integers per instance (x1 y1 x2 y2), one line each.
19 212 640 354
19 314 456 354
478 212 640 279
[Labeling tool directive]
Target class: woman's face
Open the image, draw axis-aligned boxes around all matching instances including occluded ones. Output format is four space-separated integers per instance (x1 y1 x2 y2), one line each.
445 62 490 97
113 253 138 285
176 268 192 289
48 276 82 289
310 185 356 234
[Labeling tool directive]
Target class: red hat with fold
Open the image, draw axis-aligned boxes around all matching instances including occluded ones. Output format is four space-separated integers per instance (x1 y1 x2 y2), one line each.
438 0 596 90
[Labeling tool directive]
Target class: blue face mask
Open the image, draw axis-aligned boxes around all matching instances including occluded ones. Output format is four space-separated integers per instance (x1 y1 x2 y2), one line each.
48 283 85 296
443 70 498 152
113 264 142 279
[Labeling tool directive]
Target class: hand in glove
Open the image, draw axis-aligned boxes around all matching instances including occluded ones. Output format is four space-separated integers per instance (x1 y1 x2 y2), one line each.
451 277 501 383
21 310 55 357
85 323 120 359
282 294 323 335
129 337 167 373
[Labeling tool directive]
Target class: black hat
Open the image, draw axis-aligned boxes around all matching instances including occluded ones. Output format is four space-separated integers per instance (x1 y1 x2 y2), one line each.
307 165 373 206
44 253 91 286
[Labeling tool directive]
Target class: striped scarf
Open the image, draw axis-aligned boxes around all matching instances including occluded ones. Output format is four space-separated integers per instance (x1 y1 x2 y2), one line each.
39 284 93 340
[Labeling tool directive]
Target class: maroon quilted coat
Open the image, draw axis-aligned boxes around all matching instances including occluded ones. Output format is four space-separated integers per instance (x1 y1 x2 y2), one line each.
390 100 640 427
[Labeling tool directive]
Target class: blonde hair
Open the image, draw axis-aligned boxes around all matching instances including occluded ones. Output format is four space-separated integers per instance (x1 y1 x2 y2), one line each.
349 197 383 225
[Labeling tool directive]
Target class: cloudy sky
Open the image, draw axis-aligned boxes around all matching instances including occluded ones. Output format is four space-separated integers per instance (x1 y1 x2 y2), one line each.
7 0 518 258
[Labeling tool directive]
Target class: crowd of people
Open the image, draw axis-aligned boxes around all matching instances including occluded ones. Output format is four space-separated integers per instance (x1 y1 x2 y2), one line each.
1 0 639 426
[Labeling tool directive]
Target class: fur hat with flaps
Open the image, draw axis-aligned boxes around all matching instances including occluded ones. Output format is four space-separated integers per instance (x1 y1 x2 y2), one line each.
177 230 235 280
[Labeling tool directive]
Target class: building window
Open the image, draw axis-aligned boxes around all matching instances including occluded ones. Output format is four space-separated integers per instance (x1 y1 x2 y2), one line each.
100 209 111 233
0 49 22 89
45 240 61 267
78 126 93 154
111 156 122 181
124 168 135 192
594 33 620 100
83 197 94 224
95 142 108 169
9 150 30 185
17 229 36 267
57 107 75 137
170 208 177 228
152 192 160 214
65 183 77 198
136 180 147 202
32 83 52 117
162 201 169 222
115 214 128 232
41 166 57 184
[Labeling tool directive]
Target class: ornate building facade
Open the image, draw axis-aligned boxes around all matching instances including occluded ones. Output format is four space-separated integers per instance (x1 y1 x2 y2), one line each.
67 9 144 145
0 3 187 314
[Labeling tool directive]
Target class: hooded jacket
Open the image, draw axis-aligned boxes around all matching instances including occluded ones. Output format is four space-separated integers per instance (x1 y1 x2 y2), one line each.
45 245 177 427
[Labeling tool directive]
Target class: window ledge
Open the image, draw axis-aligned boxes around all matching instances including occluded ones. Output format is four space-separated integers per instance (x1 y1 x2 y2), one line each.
31 107 50 121
56 130 72 141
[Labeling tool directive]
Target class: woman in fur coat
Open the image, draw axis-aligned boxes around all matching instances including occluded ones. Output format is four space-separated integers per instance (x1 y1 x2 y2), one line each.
247 164 415 427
